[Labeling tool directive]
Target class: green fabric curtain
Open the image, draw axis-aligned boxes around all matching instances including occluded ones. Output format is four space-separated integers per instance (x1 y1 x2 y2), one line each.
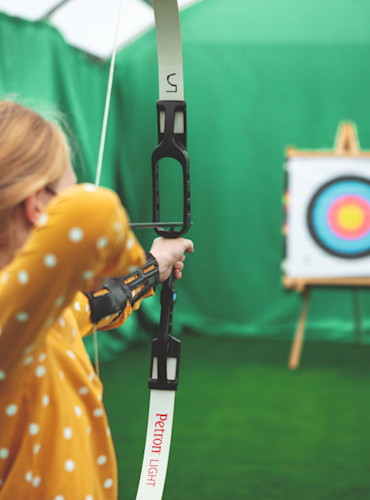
0 13 146 358
1 0 370 361
114 0 370 344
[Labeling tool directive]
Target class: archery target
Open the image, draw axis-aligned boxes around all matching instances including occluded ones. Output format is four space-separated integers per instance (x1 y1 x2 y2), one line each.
284 157 370 278
307 176 370 258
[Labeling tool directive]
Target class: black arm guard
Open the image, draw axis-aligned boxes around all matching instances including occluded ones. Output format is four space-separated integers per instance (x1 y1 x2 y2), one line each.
85 252 160 325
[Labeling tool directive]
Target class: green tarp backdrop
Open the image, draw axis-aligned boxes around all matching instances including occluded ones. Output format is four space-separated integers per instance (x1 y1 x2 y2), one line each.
1 0 370 360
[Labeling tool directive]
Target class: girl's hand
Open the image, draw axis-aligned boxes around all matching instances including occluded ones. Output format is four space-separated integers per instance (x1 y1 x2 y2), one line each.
149 237 194 282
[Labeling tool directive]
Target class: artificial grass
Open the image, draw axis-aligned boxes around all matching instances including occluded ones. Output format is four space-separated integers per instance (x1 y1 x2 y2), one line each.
101 334 370 500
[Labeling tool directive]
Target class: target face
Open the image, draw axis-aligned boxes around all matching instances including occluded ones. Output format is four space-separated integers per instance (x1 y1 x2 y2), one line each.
307 176 370 258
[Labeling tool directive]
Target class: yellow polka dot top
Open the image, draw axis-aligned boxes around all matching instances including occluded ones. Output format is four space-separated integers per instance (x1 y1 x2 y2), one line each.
0 184 148 499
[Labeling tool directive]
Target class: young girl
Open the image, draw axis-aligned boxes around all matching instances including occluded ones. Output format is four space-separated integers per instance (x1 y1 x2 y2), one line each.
0 100 193 499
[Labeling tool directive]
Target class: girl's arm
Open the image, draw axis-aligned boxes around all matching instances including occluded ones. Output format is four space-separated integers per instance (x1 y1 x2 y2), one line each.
0 184 146 382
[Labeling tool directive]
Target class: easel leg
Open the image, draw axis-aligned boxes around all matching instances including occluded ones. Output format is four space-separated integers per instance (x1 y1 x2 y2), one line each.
288 288 310 370
352 288 362 346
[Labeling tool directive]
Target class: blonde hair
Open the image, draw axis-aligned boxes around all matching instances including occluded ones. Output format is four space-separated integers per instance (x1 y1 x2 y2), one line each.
0 100 70 231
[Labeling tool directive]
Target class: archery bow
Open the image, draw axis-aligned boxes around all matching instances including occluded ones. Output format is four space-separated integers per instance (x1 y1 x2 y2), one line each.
135 1 190 498
93 0 190 496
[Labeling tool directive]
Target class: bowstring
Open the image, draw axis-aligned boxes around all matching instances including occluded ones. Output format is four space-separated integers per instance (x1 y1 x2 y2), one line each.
93 0 124 376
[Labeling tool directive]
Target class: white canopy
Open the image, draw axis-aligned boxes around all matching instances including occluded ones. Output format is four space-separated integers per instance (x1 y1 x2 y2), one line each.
0 0 200 59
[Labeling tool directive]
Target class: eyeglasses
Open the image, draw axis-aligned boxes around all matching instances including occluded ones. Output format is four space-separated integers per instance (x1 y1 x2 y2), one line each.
45 186 57 196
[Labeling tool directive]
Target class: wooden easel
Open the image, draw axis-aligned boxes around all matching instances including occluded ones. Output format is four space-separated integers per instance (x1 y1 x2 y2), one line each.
284 122 370 369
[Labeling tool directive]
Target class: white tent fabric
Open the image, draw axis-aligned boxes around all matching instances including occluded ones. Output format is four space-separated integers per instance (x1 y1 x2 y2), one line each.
0 0 200 59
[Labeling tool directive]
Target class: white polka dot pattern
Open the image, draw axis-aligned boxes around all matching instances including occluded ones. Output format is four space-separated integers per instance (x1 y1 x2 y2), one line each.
24 471 33 483
68 227 84 243
82 270 94 280
0 185 147 497
33 444 41 455
32 476 41 488
66 350 76 360
113 221 122 232
29 423 39 436
96 237 109 250
44 254 57 268
93 408 103 418
35 366 46 378
104 478 113 489
55 296 65 307
63 427 73 440
74 406 82 417
23 356 34 366
45 316 55 327
16 312 29 323
41 395 50 407
97 455 107 466
17 271 29 285
64 459 75 472
5 405 18 416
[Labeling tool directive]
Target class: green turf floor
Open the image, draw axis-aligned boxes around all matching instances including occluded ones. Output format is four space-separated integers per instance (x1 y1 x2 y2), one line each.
100 334 370 500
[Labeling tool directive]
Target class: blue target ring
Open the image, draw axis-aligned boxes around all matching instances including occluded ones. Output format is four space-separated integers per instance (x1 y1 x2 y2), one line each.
307 176 370 258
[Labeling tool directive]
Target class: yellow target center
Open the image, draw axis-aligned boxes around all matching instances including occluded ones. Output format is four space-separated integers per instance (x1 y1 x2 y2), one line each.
337 204 364 230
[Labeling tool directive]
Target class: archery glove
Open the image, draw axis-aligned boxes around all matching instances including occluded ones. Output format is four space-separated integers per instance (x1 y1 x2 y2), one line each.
85 252 159 325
